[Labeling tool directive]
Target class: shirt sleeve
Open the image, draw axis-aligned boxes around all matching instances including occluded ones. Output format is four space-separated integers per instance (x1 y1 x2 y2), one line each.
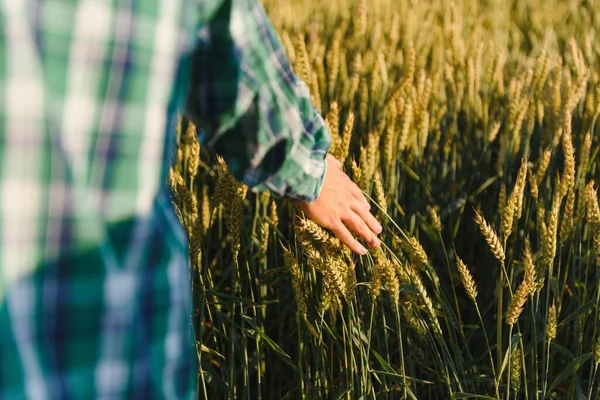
184 0 331 202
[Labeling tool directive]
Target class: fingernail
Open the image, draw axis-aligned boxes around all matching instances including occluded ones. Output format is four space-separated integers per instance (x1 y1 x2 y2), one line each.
359 246 368 255
376 224 383 233
373 238 381 248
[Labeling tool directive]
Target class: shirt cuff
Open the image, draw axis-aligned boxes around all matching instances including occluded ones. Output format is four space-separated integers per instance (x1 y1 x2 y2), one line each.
251 146 328 203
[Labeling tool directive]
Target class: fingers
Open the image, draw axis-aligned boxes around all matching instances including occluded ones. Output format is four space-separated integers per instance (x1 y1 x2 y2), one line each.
351 200 382 235
331 222 368 255
343 211 381 248
350 183 370 209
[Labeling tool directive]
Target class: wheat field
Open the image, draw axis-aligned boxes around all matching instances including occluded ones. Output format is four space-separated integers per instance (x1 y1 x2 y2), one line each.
171 0 600 398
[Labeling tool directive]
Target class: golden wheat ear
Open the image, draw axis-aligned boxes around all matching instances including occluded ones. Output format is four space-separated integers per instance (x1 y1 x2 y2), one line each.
473 209 505 263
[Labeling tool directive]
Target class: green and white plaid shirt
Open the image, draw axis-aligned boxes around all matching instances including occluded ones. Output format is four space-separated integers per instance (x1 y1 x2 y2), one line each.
0 0 330 397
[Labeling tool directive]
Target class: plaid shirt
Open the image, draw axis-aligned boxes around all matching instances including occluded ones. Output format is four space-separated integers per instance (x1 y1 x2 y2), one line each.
0 0 330 398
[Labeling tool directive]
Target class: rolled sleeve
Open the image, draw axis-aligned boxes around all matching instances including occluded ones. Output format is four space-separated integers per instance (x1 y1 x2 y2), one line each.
185 0 331 201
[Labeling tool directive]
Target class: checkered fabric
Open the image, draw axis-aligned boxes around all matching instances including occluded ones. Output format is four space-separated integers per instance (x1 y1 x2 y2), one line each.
0 0 330 397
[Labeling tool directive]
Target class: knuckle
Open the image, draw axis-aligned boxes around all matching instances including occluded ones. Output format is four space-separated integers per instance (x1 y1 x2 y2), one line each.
339 208 352 221
346 236 358 246
357 223 370 236
357 193 368 204
332 221 346 235
353 207 365 220
354 198 365 209
345 215 359 229
329 210 340 222
340 228 352 240
323 220 336 231
341 234 353 245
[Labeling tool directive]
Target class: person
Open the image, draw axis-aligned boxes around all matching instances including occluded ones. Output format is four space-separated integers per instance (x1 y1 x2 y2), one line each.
0 0 381 397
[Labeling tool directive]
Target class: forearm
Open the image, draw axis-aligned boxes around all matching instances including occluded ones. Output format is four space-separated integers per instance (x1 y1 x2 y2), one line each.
184 0 330 201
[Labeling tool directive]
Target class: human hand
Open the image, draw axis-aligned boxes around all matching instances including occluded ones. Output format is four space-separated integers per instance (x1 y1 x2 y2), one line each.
295 154 382 255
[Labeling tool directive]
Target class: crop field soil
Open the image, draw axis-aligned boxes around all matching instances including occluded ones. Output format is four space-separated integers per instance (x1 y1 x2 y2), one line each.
170 0 600 398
